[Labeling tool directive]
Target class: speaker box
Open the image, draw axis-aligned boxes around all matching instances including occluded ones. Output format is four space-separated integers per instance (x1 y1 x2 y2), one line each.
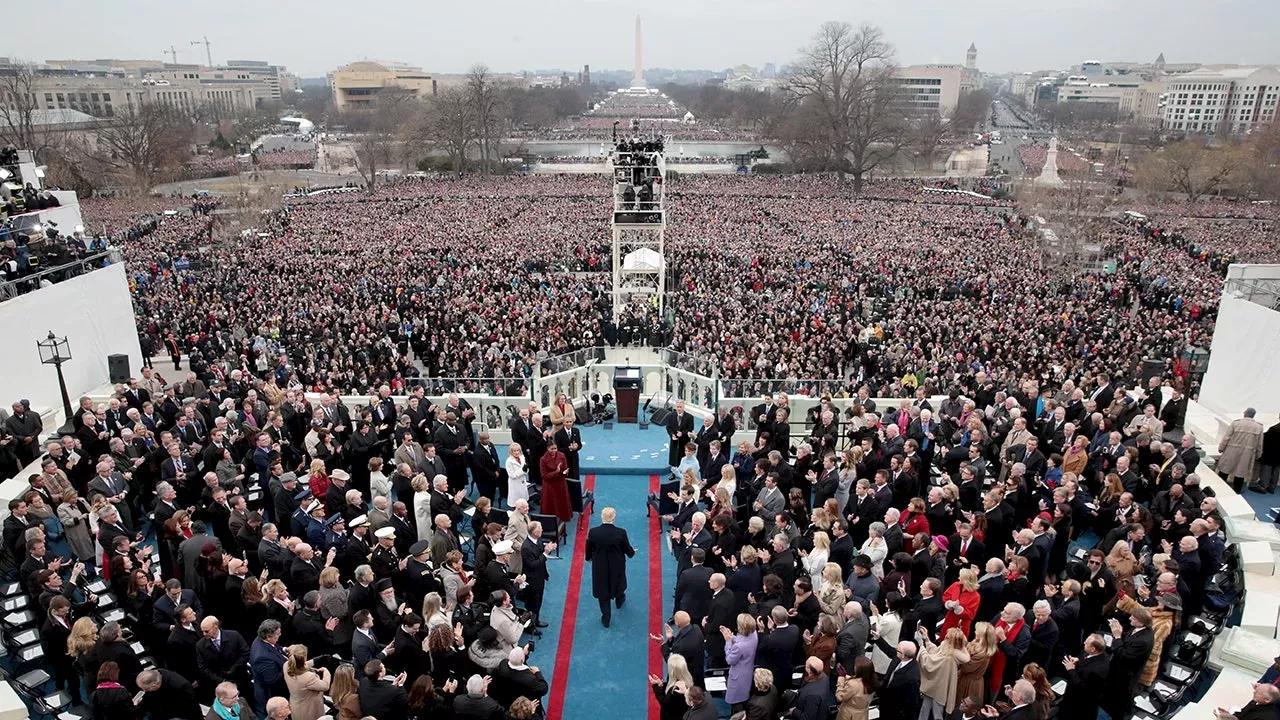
651 408 672 425
107 354 130 383
1140 358 1164 386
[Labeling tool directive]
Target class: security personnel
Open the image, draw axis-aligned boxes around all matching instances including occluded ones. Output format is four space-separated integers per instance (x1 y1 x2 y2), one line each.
402 540 443 611
370 526 402 581
291 492 315 539
303 501 329 550
340 515 373 582
323 514 348 557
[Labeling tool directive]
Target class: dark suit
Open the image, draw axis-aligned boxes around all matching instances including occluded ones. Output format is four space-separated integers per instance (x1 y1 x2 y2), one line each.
586 522 635 625
352 628 386 679
250 638 287 715
1060 651 1108 719
359 676 409 720
673 564 714 626
1102 627 1155 720
756 624 802 691
661 624 706 689
704 588 736 668
195 630 251 688
521 536 549 617
666 411 696 467
874 636 921 720
471 442 502 502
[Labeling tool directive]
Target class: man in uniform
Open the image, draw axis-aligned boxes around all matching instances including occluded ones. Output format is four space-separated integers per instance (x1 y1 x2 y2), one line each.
403 540 443 611
340 516 372 583
323 515 348 561
370 527 402 581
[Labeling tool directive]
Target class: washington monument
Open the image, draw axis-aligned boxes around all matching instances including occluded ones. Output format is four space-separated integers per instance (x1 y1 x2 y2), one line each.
632 15 646 88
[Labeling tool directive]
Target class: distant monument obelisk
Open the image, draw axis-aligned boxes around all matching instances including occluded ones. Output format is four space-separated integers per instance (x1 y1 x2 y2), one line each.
631 15 646 89
1035 136 1066 188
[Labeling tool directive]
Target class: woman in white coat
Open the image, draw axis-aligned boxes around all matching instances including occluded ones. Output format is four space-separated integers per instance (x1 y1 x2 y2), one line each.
505 443 529 509
411 475 433 540
869 598 904 675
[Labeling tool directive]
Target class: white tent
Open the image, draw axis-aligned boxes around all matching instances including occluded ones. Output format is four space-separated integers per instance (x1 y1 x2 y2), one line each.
622 247 663 271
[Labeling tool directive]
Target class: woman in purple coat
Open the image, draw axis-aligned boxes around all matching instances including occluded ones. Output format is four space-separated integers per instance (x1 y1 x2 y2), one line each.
722 613 760 711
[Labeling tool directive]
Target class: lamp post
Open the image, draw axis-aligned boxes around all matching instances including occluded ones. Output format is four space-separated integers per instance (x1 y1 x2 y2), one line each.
37 331 75 435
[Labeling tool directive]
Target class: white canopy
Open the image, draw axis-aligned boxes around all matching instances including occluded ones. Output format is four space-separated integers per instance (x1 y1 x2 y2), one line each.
622 247 663 271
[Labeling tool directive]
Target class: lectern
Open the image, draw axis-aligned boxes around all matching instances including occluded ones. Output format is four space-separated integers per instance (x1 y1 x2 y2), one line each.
614 366 642 422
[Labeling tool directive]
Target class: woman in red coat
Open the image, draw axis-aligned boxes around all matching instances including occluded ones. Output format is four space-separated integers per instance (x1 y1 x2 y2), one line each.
539 443 573 522
900 498 930 537
940 567 981 638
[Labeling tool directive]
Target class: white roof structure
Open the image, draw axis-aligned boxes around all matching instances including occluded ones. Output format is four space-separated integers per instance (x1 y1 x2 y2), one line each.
622 247 662 271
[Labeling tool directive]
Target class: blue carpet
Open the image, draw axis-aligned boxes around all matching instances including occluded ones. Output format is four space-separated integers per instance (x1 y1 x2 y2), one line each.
557 473 657 720
1237 485 1280 522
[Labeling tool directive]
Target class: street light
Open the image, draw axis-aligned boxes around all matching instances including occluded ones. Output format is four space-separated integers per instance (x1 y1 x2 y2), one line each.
37 331 75 434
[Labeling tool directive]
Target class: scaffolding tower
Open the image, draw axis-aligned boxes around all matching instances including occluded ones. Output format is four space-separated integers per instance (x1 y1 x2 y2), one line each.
610 133 667 320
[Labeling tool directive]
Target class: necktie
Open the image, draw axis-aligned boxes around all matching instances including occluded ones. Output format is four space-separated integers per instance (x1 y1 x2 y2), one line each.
213 637 221 651
961 539 968 555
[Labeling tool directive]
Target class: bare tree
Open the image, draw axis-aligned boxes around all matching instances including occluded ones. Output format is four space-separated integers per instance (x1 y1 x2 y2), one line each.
1244 120 1280 201
0 62 73 168
1135 138 1243 202
466 65 505 174
785 22 902 191
343 87 416 191
413 87 475 173
906 111 950 172
78 103 193 191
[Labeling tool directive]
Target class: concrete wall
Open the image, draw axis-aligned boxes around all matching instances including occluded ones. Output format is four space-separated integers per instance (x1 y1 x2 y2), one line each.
1200 294 1280 417
0 262 141 416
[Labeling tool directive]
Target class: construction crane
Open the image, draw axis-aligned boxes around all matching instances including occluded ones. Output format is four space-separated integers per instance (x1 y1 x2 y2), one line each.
190 36 212 67
163 45 179 65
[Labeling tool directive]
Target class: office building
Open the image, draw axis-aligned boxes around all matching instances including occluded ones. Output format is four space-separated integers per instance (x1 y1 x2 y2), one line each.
893 64 964 115
329 61 436 109
1056 79 1164 123
1160 65 1280 134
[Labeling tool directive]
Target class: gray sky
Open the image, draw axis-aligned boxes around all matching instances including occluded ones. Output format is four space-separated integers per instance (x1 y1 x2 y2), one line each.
14 0 1280 77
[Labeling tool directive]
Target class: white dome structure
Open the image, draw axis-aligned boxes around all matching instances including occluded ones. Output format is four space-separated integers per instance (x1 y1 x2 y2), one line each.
622 247 663 271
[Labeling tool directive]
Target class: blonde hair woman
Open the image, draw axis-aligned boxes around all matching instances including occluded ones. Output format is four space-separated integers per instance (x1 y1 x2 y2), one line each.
69 617 99 699
421 591 450 631
549 392 575 428
649 653 695 720
329 663 361 720
505 443 528 508
918 627 970 719
412 473 432 539
283 644 332 720
803 531 831 590
1106 538 1139 600
816 562 846 627
956 622 997 706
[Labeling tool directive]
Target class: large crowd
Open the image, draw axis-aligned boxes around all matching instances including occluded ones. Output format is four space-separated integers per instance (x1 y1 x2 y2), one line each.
3 339 1277 720
72 172 1280 404
1 168 1279 720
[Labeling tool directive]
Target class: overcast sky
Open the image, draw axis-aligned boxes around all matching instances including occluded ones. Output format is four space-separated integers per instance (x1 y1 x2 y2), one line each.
13 0 1280 78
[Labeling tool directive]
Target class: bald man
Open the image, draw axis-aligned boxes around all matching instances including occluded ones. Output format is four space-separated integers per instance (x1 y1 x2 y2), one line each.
652 610 706 690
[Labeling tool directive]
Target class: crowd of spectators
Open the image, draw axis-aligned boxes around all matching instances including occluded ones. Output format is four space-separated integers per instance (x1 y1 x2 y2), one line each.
642 379 1278 720
1016 145 1091 174
83 172 1280 402
4 167 1280 720
0 366 568 720
256 150 319 170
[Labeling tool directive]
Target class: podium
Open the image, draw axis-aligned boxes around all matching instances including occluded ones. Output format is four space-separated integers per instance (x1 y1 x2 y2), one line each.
614 366 642 423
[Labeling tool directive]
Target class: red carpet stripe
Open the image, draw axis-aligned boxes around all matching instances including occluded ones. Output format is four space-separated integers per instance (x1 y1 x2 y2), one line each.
545 473 596 720
647 473 663 720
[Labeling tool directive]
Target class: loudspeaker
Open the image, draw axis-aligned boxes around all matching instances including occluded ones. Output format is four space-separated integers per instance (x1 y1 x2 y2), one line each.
1140 358 1164 387
651 408 672 425
107 354 130 383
